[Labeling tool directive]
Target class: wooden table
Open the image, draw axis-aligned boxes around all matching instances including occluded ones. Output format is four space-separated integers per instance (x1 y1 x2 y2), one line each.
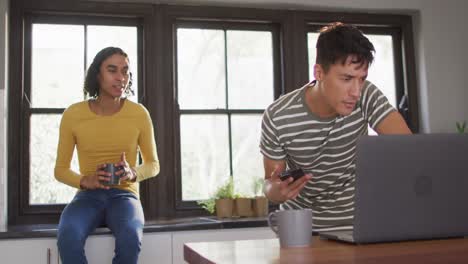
184 236 468 264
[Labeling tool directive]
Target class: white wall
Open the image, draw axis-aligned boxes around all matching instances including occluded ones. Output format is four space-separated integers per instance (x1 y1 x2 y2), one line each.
415 1 468 132
0 0 467 226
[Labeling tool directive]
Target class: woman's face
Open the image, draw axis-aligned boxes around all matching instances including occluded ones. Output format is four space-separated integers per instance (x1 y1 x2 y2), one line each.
97 53 130 99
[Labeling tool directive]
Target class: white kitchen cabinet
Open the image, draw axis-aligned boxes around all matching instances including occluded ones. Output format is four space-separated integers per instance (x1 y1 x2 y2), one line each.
83 234 115 263
84 232 172 264
139 232 172 264
0 235 115 264
0 232 172 264
0 227 272 264
0 238 60 264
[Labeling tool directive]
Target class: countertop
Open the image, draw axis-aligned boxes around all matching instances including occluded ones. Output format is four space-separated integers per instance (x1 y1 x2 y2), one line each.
0 216 269 240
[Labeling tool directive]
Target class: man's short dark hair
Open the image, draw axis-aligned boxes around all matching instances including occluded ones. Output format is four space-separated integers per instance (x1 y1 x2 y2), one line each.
84 46 134 98
316 22 375 72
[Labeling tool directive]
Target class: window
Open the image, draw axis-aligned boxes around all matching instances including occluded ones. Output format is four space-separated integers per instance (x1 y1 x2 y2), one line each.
29 23 139 205
174 22 280 208
8 12 143 224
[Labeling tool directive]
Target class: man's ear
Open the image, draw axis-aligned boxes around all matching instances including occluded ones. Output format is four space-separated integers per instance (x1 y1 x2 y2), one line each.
314 64 323 81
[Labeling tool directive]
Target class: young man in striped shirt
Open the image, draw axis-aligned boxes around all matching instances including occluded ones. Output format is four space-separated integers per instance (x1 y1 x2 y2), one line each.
260 22 412 232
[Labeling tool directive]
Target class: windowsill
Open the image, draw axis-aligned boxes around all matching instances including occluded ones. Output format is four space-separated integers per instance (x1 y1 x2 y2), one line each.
0 216 269 240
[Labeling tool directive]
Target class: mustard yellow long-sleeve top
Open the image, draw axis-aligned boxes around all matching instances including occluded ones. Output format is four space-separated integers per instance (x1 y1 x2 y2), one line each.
54 99 160 197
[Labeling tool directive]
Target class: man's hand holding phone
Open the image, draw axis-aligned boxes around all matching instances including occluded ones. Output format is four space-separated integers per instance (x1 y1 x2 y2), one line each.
264 167 312 204
279 168 306 182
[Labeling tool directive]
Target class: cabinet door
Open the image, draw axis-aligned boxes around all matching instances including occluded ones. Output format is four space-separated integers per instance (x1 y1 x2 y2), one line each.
172 227 276 264
0 238 59 264
84 235 115 263
139 232 172 264
84 232 172 264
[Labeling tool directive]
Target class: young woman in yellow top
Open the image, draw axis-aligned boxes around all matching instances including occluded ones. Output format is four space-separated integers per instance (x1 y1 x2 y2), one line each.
55 47 160 264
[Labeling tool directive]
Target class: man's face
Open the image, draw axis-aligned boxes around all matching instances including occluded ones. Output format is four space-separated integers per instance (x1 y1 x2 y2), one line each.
314 55 369 116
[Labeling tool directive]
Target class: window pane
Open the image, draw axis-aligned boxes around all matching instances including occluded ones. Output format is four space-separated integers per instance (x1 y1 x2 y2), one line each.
366 35 396 107
87 26 138 102
180 115 230 200
177 29 226 109
307 33 319 82
30 114 78 204
31 24 84 108
227 31 273 109
307 33 396 107
231 114 264 197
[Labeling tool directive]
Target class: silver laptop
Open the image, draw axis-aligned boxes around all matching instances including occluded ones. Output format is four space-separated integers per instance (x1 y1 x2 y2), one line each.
320 134 468 244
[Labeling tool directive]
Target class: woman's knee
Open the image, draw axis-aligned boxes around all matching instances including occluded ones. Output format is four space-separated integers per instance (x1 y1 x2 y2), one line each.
114 223 143 251
57 223 88 250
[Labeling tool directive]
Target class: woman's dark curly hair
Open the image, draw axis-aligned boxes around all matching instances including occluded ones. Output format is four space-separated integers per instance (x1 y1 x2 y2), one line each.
84 47 134 98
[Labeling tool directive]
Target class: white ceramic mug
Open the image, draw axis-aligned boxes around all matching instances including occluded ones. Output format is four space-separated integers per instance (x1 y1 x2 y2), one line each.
268 209 313 247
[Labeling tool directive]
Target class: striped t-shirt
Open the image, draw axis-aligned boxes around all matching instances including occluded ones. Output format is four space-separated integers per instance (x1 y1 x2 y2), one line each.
260 80 395 231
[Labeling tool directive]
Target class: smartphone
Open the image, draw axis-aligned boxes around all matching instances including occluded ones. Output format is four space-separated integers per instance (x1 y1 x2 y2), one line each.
279 168 305 182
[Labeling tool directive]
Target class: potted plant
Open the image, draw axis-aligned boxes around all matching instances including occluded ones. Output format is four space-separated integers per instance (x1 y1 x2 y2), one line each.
198 177 269 218
213 178 235 218
197 178 235 218
234 194 254 217
252 178 269 217
197 199 215 215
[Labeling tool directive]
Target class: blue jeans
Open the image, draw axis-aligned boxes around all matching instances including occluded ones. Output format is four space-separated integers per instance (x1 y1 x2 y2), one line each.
57 189 144 264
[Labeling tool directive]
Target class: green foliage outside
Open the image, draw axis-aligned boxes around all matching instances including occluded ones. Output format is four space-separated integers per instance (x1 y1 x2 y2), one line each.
253 178 265 197
197 178 235 214
456 121 466 134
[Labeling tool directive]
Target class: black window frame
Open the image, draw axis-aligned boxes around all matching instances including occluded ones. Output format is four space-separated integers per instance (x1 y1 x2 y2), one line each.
294 12 419 132
173 20 282 211
152 6 291 219
8 0 153 225
8 1 419 225
24 13 144 214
